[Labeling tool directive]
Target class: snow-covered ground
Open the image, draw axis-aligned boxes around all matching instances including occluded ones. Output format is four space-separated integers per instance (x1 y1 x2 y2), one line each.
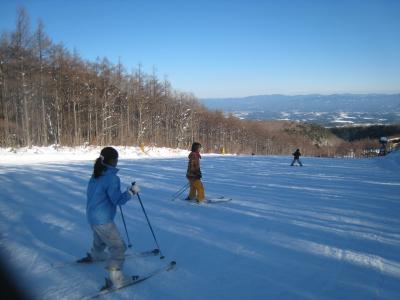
0 147 400 299
0 145 190 164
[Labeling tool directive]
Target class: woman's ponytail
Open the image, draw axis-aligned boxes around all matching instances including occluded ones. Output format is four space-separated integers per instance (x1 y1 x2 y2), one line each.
93 157 106 178
92 147 119 178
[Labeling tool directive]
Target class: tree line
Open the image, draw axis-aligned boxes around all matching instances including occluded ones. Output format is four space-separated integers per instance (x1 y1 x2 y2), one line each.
0 8 383 157
331 125 400 142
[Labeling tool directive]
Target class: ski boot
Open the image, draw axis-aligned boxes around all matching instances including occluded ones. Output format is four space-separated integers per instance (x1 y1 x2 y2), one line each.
101 268 139 289
76 253 93 263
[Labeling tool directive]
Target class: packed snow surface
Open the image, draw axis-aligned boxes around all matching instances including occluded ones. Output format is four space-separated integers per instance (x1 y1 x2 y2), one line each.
0 147 399 299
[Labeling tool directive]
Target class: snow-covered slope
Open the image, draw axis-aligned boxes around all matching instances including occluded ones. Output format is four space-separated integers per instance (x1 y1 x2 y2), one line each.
0 149 399 299
0 145 190 164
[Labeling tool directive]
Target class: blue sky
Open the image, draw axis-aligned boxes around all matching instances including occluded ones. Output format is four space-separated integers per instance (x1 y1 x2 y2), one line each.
1 0 399 98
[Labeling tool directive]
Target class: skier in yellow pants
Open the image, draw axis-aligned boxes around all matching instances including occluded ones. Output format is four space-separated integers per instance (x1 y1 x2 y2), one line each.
186 142 205 202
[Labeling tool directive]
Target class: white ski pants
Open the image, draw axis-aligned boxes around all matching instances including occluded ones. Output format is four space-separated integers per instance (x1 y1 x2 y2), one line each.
90 222 127 270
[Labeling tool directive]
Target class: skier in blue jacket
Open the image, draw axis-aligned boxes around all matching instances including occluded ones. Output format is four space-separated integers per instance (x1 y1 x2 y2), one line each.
78 147 140 288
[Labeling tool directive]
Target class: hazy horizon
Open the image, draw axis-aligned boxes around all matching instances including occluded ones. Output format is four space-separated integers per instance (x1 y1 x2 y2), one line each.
200 92 400 100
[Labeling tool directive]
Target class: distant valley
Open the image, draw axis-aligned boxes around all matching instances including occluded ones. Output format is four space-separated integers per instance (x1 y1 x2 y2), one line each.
200 94 400 127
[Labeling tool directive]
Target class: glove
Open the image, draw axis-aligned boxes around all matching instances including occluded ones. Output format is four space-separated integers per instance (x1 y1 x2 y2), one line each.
127 182 140 195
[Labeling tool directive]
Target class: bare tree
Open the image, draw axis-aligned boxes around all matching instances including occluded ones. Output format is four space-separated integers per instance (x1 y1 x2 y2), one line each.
34 19 51 145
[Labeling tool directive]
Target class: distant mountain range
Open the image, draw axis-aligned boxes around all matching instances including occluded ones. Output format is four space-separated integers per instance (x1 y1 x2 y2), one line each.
200 94 400 127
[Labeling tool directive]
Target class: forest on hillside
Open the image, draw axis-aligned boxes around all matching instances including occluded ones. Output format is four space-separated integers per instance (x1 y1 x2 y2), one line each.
0 8 391 157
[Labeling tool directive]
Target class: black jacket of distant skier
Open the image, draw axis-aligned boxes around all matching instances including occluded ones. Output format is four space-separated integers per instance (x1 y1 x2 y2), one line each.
293 149 301 159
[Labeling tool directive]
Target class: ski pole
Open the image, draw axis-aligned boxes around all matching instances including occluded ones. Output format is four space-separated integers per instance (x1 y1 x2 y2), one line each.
119 205 132 248
170 182 190 201
170 183 188 199
133 183 165 259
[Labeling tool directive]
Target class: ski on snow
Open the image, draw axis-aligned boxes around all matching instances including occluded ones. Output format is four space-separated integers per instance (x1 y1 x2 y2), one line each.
82 260 177 299
50 249 160 269
181 196 232 204
206 196 232 203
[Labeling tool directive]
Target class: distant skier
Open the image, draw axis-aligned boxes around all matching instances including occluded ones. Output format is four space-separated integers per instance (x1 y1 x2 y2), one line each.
77 146 140 289
291 148 303 166
185 142 205 202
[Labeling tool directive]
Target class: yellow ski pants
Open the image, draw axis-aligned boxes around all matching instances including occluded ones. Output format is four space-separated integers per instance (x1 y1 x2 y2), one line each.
188 179 205 201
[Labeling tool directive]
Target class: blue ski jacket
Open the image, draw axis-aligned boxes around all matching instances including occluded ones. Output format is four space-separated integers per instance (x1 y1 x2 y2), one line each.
86 165 132 225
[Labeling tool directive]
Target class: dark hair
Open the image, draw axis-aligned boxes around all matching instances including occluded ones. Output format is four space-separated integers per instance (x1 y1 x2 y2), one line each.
191 142 201 152
93 147 119 178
